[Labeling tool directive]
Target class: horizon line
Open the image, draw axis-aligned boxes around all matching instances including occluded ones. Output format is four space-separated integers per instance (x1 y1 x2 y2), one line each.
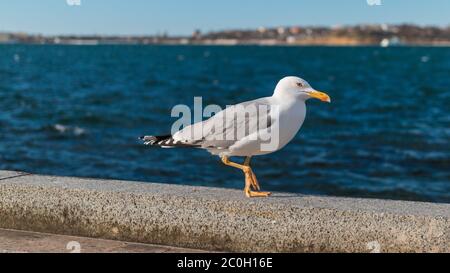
2 22 450 37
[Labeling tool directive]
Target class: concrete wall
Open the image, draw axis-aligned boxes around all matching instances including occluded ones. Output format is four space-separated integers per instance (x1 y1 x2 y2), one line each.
0 170 448 253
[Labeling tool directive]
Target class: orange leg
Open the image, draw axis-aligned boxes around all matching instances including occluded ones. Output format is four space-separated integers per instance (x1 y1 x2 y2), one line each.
222 156 271 198
244 157 261 191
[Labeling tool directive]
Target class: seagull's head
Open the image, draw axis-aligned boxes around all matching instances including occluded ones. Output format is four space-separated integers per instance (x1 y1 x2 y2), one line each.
274 76 331 103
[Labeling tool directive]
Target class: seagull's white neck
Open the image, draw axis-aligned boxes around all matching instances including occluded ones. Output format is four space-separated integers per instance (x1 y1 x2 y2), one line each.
269 88 307 152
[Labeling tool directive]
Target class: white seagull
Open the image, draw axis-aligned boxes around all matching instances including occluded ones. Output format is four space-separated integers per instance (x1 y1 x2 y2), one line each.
141 76 331 198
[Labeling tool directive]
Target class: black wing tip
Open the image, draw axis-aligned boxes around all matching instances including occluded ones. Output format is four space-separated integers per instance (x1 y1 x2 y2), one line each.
140 135 172 146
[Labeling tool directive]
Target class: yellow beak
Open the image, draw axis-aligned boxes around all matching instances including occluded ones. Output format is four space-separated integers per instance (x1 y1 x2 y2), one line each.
309 90 331 103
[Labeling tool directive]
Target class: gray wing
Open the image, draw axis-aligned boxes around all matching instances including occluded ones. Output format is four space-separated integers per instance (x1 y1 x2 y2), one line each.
172 97 273 150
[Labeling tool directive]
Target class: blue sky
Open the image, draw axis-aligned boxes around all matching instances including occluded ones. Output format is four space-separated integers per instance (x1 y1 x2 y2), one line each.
0 0 449 35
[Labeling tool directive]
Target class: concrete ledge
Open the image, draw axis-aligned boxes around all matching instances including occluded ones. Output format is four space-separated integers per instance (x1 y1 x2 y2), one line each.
0 170 449 253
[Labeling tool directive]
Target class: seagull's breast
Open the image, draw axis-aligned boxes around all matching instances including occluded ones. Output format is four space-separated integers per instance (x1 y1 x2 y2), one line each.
277 100 307 150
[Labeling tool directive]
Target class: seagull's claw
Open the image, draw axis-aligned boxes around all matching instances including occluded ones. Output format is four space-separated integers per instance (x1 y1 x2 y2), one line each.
221 156 271 198
244 169 270 198
245 191 272 198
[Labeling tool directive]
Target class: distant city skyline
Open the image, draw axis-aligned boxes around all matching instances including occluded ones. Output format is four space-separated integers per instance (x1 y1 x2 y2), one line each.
0 0 449 36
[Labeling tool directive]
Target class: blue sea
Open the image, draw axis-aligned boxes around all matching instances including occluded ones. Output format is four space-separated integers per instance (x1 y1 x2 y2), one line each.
0 45 449 203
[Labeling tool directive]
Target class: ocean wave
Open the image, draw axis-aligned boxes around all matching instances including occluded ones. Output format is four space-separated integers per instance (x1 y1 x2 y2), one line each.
52 124 87 136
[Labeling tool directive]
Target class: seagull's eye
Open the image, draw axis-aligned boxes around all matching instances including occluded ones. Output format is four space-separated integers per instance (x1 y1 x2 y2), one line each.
297 82 304 88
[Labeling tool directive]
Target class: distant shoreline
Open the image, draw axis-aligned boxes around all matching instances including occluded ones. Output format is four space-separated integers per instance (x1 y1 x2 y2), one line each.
1 42 449 47
2 24 449 47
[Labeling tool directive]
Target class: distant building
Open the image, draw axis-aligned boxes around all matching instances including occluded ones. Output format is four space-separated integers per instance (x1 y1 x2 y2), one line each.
286 36 297 44
289 26 301 35
277 27 286 35
192 29 202 39
258 27 267 34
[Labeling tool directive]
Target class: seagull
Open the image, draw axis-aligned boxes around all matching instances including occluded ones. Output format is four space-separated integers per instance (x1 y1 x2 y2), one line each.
141 76 331 198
